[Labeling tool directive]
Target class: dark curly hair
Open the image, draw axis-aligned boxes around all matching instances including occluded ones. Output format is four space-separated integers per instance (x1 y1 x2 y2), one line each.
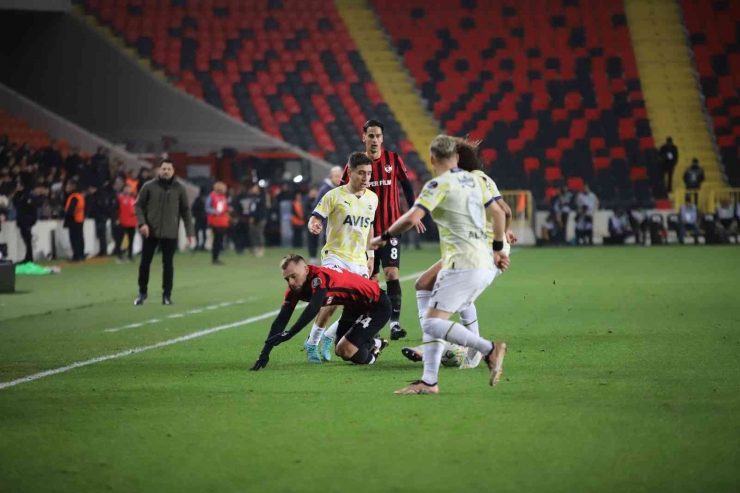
453 137 484 172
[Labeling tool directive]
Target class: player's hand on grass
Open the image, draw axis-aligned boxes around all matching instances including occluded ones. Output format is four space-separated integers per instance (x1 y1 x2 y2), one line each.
308 217 322 235
266 331 294 346
250 356 269 371
494 251 510 272
369 236 386 249
506 230 518 244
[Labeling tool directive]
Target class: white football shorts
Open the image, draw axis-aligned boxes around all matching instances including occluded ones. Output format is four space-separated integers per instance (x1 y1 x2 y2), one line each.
429 268 495 314
322 255 369 278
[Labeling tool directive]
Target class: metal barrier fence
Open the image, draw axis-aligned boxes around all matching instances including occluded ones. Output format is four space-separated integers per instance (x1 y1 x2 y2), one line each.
671 188 740 213
500 190 534 226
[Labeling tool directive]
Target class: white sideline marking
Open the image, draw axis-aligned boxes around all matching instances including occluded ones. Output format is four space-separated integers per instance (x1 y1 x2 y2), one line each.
0 272 424 390
104 298 256 333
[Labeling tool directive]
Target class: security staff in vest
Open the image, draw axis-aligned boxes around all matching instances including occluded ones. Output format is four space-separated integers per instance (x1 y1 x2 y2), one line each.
206 181 229 265
134 159 194 305
64 179 86 262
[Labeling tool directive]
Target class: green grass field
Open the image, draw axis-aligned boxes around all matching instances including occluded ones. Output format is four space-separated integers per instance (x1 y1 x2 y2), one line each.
1 245 739 493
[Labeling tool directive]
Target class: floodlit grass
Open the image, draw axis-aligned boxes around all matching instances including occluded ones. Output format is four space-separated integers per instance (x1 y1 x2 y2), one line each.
1 246 738 492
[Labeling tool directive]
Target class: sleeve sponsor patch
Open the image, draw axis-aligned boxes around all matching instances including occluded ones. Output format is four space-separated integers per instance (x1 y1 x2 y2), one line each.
311 277 322 289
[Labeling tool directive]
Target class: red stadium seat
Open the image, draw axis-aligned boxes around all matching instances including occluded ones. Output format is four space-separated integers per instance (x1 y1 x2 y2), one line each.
545 167 562 182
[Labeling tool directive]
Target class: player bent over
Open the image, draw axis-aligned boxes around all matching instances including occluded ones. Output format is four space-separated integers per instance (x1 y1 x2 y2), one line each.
370 135 510 394
249 254 391 371
406 138 517 369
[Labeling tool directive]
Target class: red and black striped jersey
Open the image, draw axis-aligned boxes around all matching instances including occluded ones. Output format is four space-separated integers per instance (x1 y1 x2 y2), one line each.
283 265 381 310
341 150 409 235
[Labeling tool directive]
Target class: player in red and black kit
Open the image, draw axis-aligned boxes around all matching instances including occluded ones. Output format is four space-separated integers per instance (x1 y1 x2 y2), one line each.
250 254 392 370
341 119 423 341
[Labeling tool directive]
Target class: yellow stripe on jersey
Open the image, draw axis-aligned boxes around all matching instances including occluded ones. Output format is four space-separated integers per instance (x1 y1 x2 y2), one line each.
415 168 494 271
313 185 378 264
471 170 509 253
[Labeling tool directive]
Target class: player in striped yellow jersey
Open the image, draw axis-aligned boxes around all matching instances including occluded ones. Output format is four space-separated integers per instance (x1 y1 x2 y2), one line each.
402 138 517 370
304 152 379 363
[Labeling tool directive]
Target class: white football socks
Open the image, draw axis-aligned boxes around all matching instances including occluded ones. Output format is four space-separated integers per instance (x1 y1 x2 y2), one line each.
416 290 432 319
323 320 339 340
307 323 324 346
421 317 493 355
421 333 444 384
458 303 480 361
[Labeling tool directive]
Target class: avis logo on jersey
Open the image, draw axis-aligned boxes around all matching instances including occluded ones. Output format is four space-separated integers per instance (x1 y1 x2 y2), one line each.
343 215 372 228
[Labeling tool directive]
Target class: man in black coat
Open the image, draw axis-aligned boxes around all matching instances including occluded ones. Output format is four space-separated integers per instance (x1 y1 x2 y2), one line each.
659 137 678 192
134 159 194 306
12 173 40 264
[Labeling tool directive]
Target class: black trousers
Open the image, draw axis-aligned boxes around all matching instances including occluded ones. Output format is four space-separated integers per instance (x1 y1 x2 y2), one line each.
19 225 33 263
560 213 570 243
662 163 676 192
138 236 177 296
195 220 208 250
68 223 85 260
211 227 226 262
115 226 135 259
95 221 108 256
232 222 248 253
292 224 304 248
575 229 593 245
307 229 319 259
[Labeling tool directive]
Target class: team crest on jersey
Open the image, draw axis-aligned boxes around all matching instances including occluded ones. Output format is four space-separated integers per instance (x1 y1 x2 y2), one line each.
390 238 398 246
384 164 392 173
325 296 334 304
427 181 438 189
312 277 322 288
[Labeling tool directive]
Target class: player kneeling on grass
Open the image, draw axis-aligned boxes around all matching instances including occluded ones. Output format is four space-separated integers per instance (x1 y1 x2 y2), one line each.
250 254 391 371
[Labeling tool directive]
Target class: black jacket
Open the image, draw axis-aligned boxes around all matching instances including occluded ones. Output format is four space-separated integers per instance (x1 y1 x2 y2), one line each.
135 177 194 239
12 188 39 228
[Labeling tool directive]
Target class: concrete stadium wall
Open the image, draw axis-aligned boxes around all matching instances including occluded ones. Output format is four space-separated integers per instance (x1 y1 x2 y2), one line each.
0 219 192 263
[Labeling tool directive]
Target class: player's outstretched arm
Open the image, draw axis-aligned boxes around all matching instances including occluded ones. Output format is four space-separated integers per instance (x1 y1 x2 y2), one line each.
370 206 427 249
250 304 295 371
265 288 327 347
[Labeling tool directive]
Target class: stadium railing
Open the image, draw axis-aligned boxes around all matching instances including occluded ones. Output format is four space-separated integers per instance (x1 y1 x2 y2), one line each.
708 188 740 213
671 187 740 213
500 190 534 227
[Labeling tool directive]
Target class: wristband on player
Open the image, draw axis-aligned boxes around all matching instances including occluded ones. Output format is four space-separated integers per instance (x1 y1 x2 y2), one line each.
493 240 504 252
366 250 375 258
381 230 392 241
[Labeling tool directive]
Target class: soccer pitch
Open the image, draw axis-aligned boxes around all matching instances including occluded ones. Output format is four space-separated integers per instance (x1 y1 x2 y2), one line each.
1 246 738 493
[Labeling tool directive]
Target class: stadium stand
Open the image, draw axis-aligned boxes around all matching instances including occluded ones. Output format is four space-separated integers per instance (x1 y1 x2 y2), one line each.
0 109 70 155
683 0 740 187
372 0 659 208
76 0 427 175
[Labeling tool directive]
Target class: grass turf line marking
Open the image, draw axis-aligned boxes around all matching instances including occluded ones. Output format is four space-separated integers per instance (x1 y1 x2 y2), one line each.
1 273 424 390
103 298 256 333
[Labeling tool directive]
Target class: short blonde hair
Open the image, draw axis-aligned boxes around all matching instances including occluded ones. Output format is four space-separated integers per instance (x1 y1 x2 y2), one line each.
429 135 458 161
280 253 305 270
